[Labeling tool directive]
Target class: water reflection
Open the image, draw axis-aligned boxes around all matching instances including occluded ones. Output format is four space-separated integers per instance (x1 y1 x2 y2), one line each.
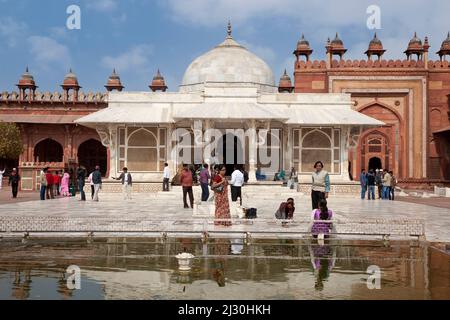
0 237 448 300
309 241 336 291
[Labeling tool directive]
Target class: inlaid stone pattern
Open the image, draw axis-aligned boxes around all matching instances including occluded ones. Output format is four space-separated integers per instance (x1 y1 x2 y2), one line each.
298 184 360 194
83 183 162 193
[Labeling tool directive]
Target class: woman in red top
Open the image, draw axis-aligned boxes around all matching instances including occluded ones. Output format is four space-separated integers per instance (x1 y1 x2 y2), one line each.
211 164 231 226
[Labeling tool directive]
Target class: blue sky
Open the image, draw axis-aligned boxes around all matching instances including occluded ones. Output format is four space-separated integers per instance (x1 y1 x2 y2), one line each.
0 0 449 93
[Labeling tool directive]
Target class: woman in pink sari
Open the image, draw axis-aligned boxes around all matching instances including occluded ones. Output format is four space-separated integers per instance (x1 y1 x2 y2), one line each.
60 171 70 197
211 165 232 226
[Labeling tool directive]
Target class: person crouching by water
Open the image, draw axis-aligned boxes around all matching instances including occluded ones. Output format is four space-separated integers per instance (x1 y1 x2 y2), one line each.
311 199 333 238
275 198 295 227
212 165 232 226
311 161 330 210
114 167 132 200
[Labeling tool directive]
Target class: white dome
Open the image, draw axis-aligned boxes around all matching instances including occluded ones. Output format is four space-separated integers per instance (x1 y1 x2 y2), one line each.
180 36 277 93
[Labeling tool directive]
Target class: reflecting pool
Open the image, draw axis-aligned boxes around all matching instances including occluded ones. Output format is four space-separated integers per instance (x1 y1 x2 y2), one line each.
0 237 449 300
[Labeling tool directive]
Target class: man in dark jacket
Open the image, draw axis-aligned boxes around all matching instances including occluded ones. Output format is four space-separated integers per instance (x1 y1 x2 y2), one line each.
114 167 132 200
8 168 21 199
77 166 87 201
92 166 102 201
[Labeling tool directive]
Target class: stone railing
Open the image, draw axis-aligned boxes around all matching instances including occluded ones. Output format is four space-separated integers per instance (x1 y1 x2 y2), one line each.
296 59 449 70
0 91 108 104
0 216 425 240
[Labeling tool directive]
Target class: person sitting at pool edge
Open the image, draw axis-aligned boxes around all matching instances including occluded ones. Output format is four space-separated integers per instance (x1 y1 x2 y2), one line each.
311 199 333 238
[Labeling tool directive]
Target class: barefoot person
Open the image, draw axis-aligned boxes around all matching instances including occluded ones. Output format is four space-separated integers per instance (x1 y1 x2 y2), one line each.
311 161 330 210
212 165 231 226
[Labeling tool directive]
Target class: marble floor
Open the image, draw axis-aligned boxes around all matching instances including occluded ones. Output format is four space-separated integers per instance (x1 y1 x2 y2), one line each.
0 187 449 243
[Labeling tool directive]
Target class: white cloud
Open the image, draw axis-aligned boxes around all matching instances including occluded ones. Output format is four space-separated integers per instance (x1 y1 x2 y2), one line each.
86 0 118 12
27 36 71 70
0 17 27 47
101 44 154 72
165 0 450 60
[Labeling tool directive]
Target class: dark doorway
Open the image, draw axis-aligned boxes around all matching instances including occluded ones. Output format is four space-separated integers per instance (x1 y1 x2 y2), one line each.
368 157 382 172
78 139 107 176
218 133 244 176
34 139 63 163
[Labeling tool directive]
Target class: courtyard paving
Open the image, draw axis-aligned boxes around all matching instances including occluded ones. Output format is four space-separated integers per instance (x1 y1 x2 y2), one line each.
0 186 449 243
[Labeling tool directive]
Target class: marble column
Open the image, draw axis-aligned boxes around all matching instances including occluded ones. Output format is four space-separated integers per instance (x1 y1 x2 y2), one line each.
248 120 257 182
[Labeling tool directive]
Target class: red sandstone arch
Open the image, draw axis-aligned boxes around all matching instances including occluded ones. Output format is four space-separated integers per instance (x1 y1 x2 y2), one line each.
78 139 107 176
34 138 64 163
353 102 405 179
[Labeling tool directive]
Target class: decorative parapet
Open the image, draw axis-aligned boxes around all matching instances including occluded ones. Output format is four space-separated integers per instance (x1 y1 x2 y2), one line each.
295 59 450 70
0 91 108 104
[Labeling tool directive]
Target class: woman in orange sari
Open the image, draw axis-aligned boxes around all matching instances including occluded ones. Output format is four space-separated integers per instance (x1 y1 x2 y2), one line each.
212 165 232 226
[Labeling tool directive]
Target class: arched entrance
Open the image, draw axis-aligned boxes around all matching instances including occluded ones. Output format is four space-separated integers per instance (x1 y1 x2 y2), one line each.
78 139 107 176
217 133 244 176
361 132 390 172
34 139 63 163
368 157 382 171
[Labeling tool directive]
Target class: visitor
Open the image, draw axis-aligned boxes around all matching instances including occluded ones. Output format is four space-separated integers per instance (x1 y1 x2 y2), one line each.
256 167 266 181
53 170 60 197
288 167 298 190
311 199 334 238
88 171 95 200
230 165 244 204
60 170 70 197
8 168 20 199
242 166 249 184
375 169 383 199
92 165 102 201
274 169 286 181
39 167 48 201
45 169 54 199
389 170 397 201
0 167 5 190
382 169 392 200
77 166 87 201
367 169 376 200
311 161 330 210
163 162 170 192
212 164 231 226
199 164 210 201
275 198 295 226
114 167 132 200
180 164 194 208
360 169 367 200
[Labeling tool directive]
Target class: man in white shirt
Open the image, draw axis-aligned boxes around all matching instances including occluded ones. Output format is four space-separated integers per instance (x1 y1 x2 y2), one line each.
163 163 170 191
230 165 244 204
0 167 5 190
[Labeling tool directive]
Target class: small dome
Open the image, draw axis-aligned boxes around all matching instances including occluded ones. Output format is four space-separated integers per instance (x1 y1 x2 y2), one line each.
297 34 310 47
150 69 168 92
105 69 124 91
62 68 80 87
331 33 344 47
180 23 276 93
440 32 450 50
18 67 36 87
278 69 293 93
408 32 423 47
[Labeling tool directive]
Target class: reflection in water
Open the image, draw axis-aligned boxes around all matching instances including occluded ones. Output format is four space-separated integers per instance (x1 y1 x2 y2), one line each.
309 241 336 291
12 269 32 300
0 237 448 300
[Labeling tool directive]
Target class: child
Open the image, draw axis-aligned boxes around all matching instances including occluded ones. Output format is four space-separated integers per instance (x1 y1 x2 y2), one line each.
311 199 333 238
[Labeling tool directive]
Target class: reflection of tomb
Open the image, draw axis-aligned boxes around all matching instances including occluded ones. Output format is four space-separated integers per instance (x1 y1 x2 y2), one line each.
82 270 172 300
